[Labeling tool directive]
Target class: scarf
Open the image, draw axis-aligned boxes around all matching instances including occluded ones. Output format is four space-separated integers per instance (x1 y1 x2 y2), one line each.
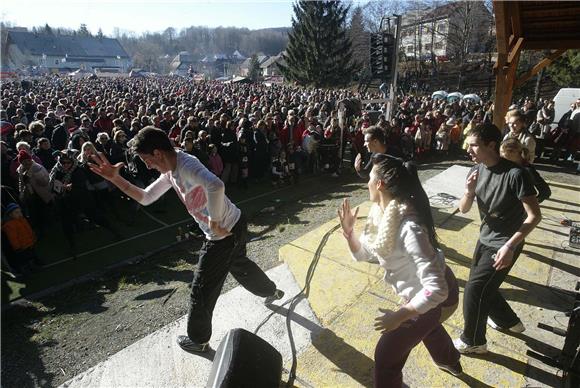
359 200 409 262
49 159 78 187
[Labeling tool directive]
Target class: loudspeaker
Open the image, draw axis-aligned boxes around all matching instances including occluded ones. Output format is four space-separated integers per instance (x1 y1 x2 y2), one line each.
206 328 282 388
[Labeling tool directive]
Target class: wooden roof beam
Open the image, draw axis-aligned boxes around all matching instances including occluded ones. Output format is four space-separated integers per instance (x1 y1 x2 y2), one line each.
514 49 566 88
494 0 510 56
523 40 580 50
509 1 522 38
507 37 524 66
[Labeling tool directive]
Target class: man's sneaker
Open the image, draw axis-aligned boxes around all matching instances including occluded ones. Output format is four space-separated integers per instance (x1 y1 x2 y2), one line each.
264 289 285 305
434 360 463 376
176 335 209 353
487 317 526 333
453 338 488 354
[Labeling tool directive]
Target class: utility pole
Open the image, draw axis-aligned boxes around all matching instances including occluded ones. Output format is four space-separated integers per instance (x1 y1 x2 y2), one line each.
385 14 402 121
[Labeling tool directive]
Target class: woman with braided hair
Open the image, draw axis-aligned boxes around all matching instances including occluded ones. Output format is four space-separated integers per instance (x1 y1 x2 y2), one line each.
338 154 461 387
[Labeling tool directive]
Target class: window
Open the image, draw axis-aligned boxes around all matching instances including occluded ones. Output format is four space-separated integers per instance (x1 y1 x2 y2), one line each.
407 45 414 53
437 23 447 33
435 42 444 50
425 43 432 51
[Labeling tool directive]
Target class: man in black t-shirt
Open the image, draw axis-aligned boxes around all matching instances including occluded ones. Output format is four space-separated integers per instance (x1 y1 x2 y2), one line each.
453 123 541 354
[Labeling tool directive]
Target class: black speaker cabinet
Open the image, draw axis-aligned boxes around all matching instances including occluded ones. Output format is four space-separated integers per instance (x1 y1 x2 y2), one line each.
206 328 282 388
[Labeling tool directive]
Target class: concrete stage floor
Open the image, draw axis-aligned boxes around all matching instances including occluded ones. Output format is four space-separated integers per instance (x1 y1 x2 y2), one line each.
62 165 580 387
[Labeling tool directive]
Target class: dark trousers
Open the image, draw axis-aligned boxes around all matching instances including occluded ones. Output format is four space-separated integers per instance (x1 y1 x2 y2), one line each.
460 241 523 346
186 214 276 344
374 266 460 387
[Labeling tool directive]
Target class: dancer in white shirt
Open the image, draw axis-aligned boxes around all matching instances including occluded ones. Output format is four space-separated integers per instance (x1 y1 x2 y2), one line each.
90 126 284 353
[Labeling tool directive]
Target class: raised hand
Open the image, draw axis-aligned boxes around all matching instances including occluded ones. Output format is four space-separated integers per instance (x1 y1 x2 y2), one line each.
89 152 125 181
465 170 478 196
337 198 359 235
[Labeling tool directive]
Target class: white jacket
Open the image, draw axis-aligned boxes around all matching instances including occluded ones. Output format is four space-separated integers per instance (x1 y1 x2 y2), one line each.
351 208 449 314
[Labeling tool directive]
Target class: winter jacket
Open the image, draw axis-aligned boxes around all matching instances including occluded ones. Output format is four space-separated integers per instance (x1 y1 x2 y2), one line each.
17 161 54 204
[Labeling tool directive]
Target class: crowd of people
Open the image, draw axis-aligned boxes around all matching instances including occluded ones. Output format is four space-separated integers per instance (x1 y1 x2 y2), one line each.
1 75 579 276
2 73 579 386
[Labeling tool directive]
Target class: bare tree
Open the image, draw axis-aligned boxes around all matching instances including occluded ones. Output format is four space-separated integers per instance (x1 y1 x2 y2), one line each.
437 1 491 89
362 0 405 33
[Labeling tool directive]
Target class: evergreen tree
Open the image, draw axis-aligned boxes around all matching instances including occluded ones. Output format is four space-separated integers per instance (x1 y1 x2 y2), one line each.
44 23 53 35
248 54 261 82
97 28 104 39
349 6 370 74
78 24 90 36
548 50 580 88
279 0 355 87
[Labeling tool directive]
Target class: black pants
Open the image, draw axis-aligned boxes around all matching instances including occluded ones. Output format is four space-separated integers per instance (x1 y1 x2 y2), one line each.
186 214 276 344
460 240 523 346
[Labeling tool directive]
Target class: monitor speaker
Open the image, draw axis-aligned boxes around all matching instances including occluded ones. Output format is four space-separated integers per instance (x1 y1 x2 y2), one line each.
206 328 282 388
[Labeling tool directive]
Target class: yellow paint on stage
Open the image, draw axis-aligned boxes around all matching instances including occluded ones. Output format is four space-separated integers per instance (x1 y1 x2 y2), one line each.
279 179 578 387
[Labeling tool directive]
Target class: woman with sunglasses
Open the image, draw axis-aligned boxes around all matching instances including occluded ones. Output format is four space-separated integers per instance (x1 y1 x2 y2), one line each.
338 154 461 387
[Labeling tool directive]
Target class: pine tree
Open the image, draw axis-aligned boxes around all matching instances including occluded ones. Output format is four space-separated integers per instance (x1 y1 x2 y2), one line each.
78 24 90 36
548 50 580 88
279 0 356 87
248 54 261 82
349 6 370 75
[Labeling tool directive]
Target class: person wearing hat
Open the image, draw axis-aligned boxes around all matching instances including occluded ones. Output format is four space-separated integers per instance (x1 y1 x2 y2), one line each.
9 141 43 182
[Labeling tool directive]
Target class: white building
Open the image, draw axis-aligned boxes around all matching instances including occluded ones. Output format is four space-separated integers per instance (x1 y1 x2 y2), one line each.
399 2 492 61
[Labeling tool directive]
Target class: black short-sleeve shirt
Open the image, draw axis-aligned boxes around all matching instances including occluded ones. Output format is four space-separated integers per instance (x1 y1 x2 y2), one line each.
470 158 536 247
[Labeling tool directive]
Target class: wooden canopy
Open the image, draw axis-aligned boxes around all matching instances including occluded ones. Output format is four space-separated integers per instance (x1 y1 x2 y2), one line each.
493 1 580 128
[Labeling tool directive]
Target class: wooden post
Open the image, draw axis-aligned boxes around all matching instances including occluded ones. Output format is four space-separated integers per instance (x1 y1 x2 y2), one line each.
493 0 522 130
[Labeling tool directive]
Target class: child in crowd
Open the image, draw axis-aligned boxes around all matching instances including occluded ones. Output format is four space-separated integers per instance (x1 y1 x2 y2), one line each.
500 138 551 203
1 203 41 277
238 135 250 189
400 127 414 160
207 144 223 178
287 143 304 183
271 150 290 186
435 123 450 156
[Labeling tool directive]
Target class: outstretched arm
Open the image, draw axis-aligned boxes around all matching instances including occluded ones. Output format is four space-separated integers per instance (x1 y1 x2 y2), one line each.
89 152 171 205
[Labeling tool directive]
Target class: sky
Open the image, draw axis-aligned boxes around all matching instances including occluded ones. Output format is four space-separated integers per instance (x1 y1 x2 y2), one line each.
0 0 303 36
